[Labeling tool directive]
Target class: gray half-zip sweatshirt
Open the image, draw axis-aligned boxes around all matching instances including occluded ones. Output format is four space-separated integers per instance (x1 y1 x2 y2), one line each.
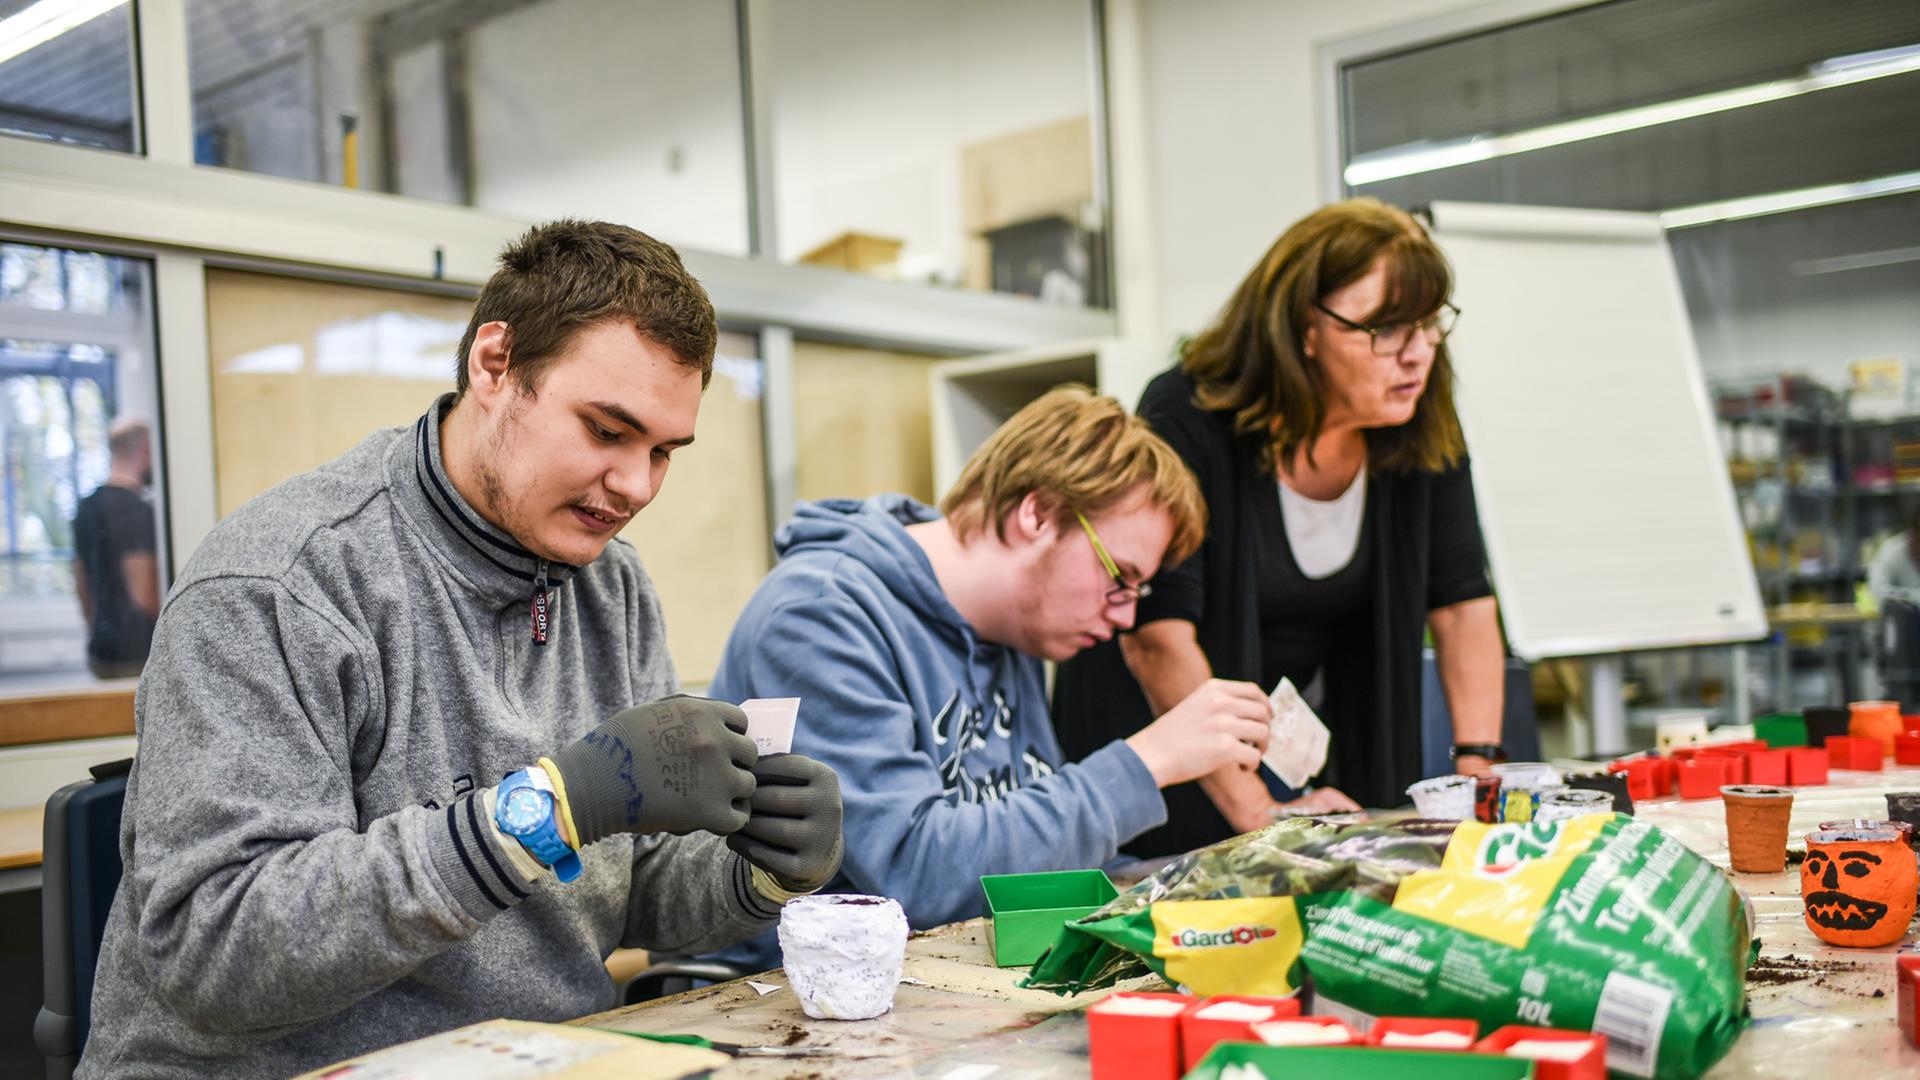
79 395 780 1079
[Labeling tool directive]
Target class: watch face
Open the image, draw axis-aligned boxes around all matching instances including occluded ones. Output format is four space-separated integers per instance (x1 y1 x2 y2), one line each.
499 786 549 836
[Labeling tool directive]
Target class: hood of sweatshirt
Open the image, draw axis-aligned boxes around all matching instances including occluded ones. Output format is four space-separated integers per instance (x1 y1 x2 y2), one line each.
773 493 979 651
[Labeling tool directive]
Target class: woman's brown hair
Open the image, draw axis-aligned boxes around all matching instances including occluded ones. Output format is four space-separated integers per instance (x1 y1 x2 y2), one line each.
1182 198 1465 474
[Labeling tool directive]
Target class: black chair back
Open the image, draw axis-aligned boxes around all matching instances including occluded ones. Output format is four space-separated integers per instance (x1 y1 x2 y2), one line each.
33 758 130 1080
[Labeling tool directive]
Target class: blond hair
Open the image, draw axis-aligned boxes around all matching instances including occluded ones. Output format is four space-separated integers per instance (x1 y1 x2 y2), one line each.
940 384 1207 566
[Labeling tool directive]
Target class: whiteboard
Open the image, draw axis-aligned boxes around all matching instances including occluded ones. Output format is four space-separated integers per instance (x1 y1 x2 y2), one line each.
1427 201 1766 660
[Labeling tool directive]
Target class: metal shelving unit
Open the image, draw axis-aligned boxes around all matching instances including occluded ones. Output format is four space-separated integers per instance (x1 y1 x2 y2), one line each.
1716 376 1870 712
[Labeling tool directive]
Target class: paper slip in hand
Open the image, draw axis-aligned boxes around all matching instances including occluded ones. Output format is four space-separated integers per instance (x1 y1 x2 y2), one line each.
741 698 800 755
1262 678 1330 789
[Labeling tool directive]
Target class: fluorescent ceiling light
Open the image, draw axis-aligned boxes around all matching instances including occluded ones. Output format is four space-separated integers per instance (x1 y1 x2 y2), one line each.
0 0 128 67
1345 44 1920 187
1659 170 1920 230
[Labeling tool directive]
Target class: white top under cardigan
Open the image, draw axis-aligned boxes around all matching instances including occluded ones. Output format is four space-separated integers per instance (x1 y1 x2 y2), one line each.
1278 461 1367 579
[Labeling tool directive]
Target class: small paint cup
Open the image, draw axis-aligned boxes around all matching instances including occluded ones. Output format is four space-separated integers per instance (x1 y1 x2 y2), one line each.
1565 770 1633 814
1472 774 1504 823
1721 785 1794 873
1534 788 1614 824
1490 762 1562 791
1407 774 1476 820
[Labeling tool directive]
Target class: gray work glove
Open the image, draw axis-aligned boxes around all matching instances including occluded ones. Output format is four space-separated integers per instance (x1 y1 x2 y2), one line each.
726 753 844 892
546 695 757 843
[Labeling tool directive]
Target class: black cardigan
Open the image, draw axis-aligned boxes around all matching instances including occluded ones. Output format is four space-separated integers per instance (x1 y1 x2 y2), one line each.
1053 367 1493 856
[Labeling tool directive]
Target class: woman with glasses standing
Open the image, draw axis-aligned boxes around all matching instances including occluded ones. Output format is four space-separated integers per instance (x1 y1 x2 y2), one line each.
1053 198 1508 856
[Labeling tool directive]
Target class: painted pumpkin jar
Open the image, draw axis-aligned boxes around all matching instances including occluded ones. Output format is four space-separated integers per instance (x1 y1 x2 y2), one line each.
1801 825 1918 948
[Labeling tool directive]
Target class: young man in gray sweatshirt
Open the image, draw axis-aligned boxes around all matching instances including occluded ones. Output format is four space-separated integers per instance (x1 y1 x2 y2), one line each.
78 221 843 1079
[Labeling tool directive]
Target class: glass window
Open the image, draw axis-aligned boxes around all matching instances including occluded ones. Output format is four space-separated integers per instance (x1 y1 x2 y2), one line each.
1337 0 1920 718
204 270 766 685
185 0 751 255
1342 0 1920 215
0 241 161 691
763 0 1108 307
0 0 140 151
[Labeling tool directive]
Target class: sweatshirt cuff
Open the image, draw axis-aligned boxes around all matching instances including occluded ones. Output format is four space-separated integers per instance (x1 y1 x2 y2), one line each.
1082 740 1169 843
728 855 786 922
427 794 535 922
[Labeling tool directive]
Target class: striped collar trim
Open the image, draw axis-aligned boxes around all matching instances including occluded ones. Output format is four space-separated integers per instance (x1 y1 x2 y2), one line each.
404 395 577 593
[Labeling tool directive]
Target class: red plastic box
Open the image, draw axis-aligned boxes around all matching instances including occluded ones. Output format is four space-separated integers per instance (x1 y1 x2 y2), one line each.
1898 955 1920 1048
1652 757 1677 796
1787 747 1829 786
1247 1014 1358 1047
1904 715 1920 735
1826 734 1884 771
1179 995 1302 1069
1475 1025 1608 1080
1367 1016 1479 1050
1677 757 1730 799
1087 991 1198 1080
1607 759 1661 801
1696 748 1748 784
1896 733 1920 766
1746 749 1789 786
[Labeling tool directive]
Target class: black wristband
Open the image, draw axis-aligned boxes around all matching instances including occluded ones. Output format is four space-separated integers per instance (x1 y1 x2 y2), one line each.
1451 742 1508 763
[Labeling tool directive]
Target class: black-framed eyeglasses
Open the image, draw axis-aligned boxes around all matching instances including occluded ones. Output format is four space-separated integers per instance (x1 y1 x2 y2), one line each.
1315 300 1461 357
1075 511 1153 606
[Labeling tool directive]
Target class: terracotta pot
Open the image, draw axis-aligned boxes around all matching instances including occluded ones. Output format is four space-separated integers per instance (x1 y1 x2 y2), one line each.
1850 700 1903 756
1801 825 1919 948
1722 786 1793 873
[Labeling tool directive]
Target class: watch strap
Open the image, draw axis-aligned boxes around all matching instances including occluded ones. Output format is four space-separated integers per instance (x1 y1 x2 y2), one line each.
1451 742 1508 763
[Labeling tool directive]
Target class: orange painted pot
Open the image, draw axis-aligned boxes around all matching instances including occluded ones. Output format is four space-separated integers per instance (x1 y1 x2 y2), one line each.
1849 700 1903 756
1802 825 1918 948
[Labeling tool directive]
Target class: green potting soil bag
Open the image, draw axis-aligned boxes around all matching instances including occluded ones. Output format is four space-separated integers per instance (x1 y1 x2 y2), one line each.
1025 815 1751 1080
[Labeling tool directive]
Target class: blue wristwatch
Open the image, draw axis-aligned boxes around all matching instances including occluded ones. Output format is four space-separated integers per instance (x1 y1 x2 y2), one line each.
494 767 582 882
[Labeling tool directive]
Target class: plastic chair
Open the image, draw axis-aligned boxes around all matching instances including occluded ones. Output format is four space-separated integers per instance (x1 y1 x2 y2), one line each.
33 758 131 1080
619 955 752 1005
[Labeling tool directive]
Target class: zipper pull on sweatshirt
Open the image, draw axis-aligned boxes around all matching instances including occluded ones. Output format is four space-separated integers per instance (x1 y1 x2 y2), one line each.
531 560 550 646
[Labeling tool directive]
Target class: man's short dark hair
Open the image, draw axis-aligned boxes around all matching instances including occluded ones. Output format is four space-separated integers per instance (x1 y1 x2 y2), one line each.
455 220 717 396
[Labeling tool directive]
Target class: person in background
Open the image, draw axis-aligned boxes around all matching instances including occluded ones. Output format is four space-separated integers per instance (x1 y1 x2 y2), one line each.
80 221 842 1080
1867 503 1920 609
1053 198 1508 858
72 416 160 679
700 386 1274 972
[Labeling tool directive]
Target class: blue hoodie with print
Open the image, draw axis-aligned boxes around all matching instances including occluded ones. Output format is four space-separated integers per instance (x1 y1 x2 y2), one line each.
703 494 1166 972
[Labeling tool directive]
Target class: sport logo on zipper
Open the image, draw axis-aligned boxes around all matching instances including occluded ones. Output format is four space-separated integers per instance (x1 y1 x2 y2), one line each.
531 561 550 645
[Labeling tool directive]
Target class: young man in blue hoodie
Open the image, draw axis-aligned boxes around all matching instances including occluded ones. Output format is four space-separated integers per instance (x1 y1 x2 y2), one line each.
704 386 1277 972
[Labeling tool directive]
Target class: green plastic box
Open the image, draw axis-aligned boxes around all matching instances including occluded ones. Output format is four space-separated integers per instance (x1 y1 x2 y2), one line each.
1754 712 1807 748
980 869 1117 967
1183 1043 1536 1080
